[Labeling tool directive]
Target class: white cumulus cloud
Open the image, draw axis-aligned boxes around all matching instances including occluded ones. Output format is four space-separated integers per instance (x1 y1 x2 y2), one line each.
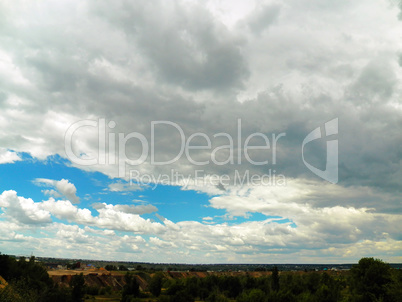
34 178 80 203
0 148 21 164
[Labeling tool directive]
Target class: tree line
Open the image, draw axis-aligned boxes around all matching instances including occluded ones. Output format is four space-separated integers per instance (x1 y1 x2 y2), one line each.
120 258 402 302
0 254 84 301
0 254 401 302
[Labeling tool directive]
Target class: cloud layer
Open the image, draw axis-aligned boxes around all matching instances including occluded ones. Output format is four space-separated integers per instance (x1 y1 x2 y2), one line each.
0 0 401 263
0 188 400 263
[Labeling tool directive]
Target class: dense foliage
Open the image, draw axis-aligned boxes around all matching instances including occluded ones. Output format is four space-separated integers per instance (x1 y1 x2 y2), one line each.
121 273 140 301
0 254 87 301
157 259 401 302
0 255 401 302
0 254 72 301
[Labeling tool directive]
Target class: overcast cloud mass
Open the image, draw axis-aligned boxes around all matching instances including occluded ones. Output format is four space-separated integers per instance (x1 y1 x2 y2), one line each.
0 0 401 264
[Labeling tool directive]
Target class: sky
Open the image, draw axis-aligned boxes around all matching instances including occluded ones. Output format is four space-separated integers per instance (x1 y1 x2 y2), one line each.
0 0 401 264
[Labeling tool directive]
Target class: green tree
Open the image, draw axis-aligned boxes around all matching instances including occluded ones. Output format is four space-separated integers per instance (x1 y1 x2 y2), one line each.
219 276 242 298
306 272 320 294
0 285 25 302
185 277 199 298
70 273 85 302
149 272 164 297
105 264 117 271
237 289 267 302
136 265 145 271
121 273 140 302
386 268 402 301
243 275 257 290
119 265 128 271
271 266 280 292
350 257 392 302
171 289 194 302
205 290 229 302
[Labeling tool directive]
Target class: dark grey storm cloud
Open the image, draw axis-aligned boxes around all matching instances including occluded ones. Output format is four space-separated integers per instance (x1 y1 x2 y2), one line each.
0 0 401 214
91 0 249 91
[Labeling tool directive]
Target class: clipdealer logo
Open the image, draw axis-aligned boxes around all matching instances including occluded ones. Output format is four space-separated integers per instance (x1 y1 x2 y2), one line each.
64 119 286 177
64 118 338 185
302 118 338 184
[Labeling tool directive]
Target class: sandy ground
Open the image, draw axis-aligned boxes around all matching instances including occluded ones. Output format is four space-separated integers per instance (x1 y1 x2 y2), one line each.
47 269 123 276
